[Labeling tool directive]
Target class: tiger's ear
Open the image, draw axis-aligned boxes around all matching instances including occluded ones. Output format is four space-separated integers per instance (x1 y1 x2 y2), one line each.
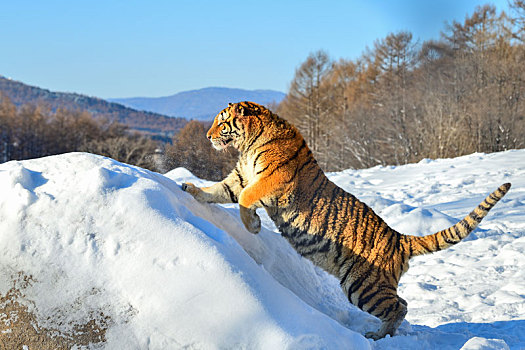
229 102 246 117
238 105 245 116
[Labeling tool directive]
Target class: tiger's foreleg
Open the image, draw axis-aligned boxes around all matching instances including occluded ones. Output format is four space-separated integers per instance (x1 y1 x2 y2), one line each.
237 178 283 234
182 168 242 204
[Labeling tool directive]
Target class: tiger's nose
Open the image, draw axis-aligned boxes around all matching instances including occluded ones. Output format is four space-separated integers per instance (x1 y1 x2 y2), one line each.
207 134 211 140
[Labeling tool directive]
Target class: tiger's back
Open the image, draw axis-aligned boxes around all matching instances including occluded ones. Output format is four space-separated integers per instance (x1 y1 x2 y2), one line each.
182 101 511 340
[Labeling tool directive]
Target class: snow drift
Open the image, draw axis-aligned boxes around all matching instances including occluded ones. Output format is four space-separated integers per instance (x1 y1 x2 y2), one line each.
0 150 524 349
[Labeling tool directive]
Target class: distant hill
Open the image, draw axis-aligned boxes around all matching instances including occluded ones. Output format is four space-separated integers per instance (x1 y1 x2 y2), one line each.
0 76 187 139
109 87 286 121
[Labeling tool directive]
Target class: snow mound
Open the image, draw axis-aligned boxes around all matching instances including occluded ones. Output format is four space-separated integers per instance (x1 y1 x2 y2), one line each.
0 153 368 349
1 149 524 349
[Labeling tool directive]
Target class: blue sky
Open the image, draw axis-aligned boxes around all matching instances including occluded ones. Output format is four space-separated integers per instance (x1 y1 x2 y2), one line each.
0 0 510 99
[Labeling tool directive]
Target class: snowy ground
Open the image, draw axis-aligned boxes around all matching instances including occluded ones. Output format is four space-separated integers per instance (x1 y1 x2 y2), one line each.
0 150 523 349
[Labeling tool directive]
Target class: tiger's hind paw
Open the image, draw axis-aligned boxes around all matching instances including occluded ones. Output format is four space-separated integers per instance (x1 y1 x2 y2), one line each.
364 331 385 341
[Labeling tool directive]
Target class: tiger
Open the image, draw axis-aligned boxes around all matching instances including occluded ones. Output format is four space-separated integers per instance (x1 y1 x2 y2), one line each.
181 101 511 340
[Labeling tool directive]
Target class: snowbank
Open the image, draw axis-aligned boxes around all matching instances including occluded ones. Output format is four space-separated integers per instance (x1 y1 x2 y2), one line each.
0 149 523 349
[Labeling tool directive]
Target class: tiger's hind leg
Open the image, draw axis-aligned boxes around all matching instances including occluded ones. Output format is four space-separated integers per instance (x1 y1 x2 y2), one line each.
363 293 407 340
342 264 407 339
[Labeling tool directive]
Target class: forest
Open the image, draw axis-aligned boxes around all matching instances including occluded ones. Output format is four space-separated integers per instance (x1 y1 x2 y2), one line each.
1 3 524 180
277 3 525 171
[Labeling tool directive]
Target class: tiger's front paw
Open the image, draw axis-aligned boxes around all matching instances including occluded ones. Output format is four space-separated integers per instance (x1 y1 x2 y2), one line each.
181 182 206 202
240 206 261 234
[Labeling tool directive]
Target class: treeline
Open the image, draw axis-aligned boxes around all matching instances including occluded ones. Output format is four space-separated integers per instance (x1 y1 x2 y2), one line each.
278 4 525 171
0 95 159 169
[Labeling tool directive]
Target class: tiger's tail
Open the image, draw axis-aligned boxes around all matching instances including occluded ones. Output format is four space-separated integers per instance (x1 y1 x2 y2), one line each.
405 183 511 257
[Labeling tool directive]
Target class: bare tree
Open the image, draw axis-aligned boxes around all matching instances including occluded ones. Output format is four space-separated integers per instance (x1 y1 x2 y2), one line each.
279 50 334 169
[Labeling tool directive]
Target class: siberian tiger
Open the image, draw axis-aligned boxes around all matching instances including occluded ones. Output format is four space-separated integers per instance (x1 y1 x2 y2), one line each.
181 101 511 340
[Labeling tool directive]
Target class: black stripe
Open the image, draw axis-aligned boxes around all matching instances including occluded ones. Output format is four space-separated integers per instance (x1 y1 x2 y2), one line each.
254 132 297 151
417 239 433 253
223 183 236 203
256 164 271 175
296 156 313 175
398 238 407 277
443 236 456 245
348 265 371 296
371 223 388 253
330 190 345 234
232 116 241 130
343 196 357 250
354 269 382 303
294 232 322 247
459 219 472 232
245 126 265 151
358 288 382 310
340 258 356 285
284 225 304 239
489 193 500 202
433 233 441 251
235 168 245 188
365 221 378 252
299 238 332 257
300 176 329 235
441 229 455 244
389 230 402 260
285 152 314 185
333 193 351 262
367 296 393 315
319 187 340 236
351 204 367 253
253 150 269 168
279 212 300 231
316 239 332 253
296 151 314 174
478 203 490 211
382 229 396 260
347 274 367 301
449 225 461 240
310 168 323 189
376 299 396 319
381 224 392 259
305 179 329 232
358 206 371 255
311 176 328 204
470 211 483 223
334 239 346 265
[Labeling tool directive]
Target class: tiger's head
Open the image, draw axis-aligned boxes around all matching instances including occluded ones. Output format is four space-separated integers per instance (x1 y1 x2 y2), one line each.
207 101 265 151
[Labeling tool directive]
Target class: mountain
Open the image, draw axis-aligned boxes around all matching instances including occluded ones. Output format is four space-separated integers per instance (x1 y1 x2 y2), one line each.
0 76 187 138
109 87 286 121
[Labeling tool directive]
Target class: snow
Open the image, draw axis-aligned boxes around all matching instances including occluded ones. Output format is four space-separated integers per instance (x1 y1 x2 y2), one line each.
0 149 524 349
